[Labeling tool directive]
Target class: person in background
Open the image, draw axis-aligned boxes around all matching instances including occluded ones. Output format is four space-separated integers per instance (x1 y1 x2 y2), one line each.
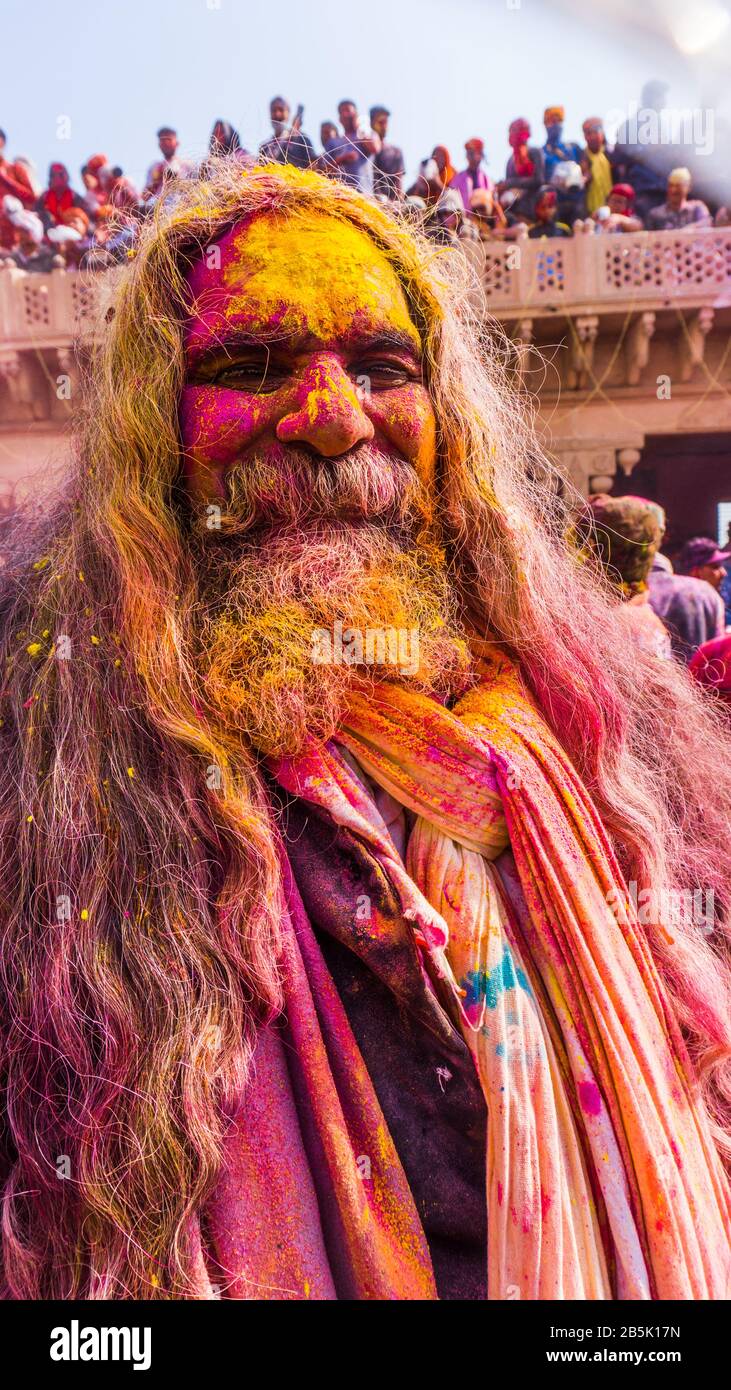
0 197 55 271
0 130 38 212
499 118 545 221
144 126 196 199
432 145 457 190
720 521 731 625
36 163 86 231
527 186 571 238
46 207 94 268
259 97 316 171
576 494 672 659
648 533 726 662
468 186 507 238
80 163 105 220
448 138 493 211
106 167 140 214
542 105 582 180
646 168 711 231
12 156 40 201
581 118 613 215
205 120 249 171
689 635 731 712
590 183 643 233
320 121 338 150
550 160 585 226
612 79 671 224
317 122 340 175
370 107 405 201
323 101 380 194
428 187 481 246
676 536 731 593
406 157 445 206
424 188 460 244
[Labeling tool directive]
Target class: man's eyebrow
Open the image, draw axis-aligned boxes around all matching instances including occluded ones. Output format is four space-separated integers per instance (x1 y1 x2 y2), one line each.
187 325 423 362
345 331 422 358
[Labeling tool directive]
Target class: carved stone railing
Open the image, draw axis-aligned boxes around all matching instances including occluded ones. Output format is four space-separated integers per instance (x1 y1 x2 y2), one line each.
0 263 103 350
480 225 731 316
1 229 729 350
1 232 730 501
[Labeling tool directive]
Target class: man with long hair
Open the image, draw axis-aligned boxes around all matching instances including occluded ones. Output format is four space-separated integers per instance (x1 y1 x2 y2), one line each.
0 162 730 1301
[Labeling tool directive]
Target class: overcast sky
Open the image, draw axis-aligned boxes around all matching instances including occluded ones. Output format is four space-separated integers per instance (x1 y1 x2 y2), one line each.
2 0 725 190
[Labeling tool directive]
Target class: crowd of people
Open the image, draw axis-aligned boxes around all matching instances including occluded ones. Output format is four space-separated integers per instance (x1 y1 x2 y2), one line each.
1 82 729 270
577 495 731 711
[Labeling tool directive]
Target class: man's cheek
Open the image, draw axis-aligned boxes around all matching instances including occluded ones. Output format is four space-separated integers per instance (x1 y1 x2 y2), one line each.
367 387 437 486
178 385 270 468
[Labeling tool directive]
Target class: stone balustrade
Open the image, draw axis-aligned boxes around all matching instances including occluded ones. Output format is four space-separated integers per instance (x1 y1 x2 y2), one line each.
0 227 730 502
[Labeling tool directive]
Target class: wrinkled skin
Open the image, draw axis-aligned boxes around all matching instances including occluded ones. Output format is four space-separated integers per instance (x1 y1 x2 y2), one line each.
180 210 437 510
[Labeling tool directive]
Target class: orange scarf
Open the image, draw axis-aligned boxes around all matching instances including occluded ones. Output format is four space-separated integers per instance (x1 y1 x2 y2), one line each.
269 656 731 1298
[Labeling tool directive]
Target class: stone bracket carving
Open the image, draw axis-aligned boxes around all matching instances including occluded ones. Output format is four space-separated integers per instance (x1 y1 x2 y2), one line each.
0 347 51 421
625 312 656 385
566 315 599 390
678 307 714 382
0 349 33 413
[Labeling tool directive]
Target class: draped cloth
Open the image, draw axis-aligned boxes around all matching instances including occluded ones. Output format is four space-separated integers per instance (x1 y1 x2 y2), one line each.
255 654 731 1300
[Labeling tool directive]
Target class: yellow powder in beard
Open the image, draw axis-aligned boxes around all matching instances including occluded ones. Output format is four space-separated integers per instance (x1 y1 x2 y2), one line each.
222 211 421 347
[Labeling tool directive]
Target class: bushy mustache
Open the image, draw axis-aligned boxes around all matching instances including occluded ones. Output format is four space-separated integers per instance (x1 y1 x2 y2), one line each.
190 443 434 537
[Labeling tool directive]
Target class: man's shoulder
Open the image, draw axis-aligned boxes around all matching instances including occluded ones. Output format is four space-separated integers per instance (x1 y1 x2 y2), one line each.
650 569 722 612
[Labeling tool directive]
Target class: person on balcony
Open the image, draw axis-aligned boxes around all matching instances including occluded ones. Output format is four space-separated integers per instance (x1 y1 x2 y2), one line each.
612 79 671 224
448 138 493 211
0 130 38 213
589 183 643 233
259 97 317 172
498 119 545 221
143 126 196 200
542 105 582 181
646 169 711 231
550 160 585 226
580 118 613 215
431 145 457 191
36 163 86 232
322 101 381 194
526 186 571 238
467 186 508 238
370 107 405 202
0 196 55 271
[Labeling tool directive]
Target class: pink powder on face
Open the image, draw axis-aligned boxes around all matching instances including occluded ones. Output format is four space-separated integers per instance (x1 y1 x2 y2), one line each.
179 213 438 501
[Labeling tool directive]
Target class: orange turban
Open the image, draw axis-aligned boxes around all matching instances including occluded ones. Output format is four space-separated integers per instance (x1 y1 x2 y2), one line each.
544 106 565 125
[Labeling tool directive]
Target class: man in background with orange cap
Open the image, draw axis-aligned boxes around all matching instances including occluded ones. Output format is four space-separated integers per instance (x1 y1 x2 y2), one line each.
448 137 493 211
542 105 582 179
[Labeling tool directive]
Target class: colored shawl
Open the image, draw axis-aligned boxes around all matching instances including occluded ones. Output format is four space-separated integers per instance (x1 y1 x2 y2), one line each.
257 654 731 1300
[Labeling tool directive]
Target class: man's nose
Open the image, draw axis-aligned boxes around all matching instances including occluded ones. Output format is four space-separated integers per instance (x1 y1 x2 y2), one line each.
276 356 374 458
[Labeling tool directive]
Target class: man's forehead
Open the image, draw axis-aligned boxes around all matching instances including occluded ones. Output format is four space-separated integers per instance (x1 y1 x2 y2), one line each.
184 209 421 355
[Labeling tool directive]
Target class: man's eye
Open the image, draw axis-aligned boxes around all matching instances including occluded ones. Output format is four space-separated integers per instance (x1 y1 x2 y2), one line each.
194 357 284 392
353 362 417 389
210 362 281 392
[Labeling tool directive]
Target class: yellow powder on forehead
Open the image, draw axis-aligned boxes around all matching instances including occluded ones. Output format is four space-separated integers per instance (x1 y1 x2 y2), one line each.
222 210 420 346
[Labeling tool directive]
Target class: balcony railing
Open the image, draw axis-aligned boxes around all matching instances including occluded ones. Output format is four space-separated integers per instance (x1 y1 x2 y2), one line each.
479 225 731 315
0 227 730 352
